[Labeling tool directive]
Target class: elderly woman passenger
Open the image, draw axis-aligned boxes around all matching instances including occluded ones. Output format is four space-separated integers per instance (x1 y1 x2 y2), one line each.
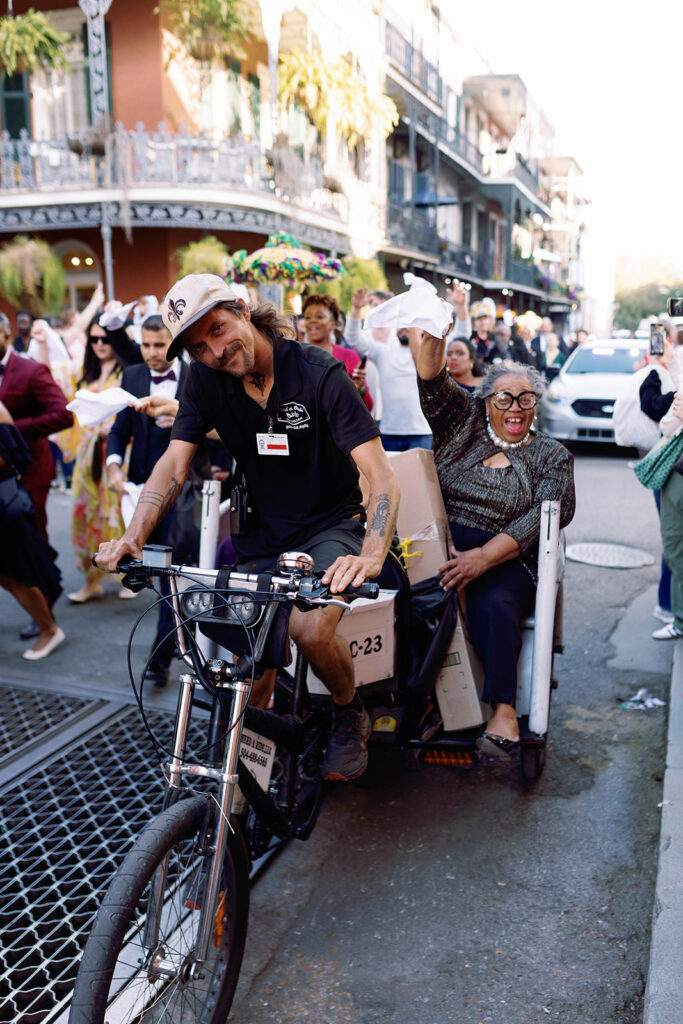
412 331 575 753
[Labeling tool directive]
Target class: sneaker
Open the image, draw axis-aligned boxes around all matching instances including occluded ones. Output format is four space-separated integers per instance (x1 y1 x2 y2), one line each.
653 605 674 623
652 622 683 640
322 706 371 781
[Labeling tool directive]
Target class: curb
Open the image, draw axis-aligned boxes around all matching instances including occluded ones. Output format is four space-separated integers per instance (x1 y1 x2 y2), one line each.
643 640 683 1023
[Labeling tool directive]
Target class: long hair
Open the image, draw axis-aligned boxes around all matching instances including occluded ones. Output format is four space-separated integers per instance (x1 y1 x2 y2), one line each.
79 313 143 386
215 300 295 343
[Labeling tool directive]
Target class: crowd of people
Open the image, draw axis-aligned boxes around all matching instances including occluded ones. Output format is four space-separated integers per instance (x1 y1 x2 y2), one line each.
2 274 582 769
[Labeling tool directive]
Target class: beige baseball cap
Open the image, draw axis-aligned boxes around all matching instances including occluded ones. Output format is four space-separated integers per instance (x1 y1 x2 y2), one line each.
161 274 241 359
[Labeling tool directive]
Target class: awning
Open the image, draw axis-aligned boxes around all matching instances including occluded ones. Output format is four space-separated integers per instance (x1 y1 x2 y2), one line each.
402 191 459 207
533 247 561 263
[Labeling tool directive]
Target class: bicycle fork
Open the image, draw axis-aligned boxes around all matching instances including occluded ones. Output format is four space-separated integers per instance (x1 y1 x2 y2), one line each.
143 668 251 969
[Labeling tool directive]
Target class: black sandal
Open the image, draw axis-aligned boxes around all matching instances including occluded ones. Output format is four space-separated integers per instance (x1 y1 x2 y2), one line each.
476 732 520 757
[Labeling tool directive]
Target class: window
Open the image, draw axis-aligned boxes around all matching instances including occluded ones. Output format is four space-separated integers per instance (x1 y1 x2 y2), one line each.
227 58 242 136
462 200 472 247
389 160 405 202
0 73 30 138
248 73 260 139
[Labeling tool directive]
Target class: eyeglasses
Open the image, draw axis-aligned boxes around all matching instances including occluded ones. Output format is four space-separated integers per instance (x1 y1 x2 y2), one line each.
491 390 537 411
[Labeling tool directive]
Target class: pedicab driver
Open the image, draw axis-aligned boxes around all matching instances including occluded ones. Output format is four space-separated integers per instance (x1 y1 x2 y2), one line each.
95 274 399 782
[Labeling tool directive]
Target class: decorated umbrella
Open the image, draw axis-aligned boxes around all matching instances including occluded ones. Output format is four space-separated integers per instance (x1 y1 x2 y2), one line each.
224 232 345 284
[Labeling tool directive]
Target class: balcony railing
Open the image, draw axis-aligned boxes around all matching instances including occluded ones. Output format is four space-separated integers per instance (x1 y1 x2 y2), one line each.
439 240 489 280
385 23 442 106
439 120 483 174
386 200 436 254
0 124 347 220
508 257 537 289
512 154 540 195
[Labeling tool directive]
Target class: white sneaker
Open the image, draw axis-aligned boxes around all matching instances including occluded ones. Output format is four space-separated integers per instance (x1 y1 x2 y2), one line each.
652 622 683 640
653 605 674 623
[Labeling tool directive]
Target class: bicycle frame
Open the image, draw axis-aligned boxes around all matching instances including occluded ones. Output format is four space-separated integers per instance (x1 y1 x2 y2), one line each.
142 571 253 967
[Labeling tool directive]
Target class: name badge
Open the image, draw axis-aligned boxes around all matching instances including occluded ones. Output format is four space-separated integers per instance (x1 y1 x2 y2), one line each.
256 432 289 456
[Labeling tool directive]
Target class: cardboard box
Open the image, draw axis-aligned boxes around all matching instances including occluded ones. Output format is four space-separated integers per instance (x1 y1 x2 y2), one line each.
388 448 450 585
434 621 490 731
294 589 397 694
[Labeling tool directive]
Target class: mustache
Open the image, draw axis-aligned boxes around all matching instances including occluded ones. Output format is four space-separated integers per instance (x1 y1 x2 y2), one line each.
216 341 242 367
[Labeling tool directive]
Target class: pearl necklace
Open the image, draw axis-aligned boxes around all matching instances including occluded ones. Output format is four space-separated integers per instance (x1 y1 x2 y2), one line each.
486 418 534 450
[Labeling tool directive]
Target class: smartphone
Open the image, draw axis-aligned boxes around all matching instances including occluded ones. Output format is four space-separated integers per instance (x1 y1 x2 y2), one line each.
667 298 683 318
649 323 665 356
358 356 367 370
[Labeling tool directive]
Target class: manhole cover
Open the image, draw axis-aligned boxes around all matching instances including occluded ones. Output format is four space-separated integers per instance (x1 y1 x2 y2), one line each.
566 542 655 568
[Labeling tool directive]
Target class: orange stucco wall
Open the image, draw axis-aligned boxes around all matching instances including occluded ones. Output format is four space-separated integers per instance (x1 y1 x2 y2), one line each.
0 225 270 324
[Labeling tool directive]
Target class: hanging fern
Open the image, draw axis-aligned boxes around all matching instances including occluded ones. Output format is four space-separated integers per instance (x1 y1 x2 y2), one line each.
157 0 250 63
173 235 230 278
279 50 398 147
0 10 70 79
0 235 66 315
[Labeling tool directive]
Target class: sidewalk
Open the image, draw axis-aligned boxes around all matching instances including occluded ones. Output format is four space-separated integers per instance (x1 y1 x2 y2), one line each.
644 638 683 1023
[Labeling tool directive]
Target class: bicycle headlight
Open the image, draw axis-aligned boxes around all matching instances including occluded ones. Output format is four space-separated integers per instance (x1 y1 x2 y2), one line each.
180 587 261 627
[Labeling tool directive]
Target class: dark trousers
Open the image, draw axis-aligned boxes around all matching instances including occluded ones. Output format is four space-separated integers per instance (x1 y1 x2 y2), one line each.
450 522 535 706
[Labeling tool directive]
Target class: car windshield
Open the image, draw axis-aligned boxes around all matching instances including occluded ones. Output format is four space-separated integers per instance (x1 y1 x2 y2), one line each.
566 346 645 374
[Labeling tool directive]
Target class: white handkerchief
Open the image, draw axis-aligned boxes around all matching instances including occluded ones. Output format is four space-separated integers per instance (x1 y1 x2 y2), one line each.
99 300 137 330
121 482 144 528
364 288 453 338
67 386 137 427
402 272 437 293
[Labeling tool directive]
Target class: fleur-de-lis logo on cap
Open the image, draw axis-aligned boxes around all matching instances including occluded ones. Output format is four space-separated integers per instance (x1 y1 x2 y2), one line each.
167 298 186 324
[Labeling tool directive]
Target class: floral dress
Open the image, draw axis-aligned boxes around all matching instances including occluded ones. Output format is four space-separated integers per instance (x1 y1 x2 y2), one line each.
68 369 125 582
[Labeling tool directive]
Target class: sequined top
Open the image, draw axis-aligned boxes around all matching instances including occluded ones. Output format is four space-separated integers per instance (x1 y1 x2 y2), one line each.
418 367 575 557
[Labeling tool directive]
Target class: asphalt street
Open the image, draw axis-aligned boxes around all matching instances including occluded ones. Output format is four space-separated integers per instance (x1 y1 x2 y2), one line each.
0 443 673 1023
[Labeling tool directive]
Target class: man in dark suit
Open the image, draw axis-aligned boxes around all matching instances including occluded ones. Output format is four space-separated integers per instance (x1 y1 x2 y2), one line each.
0 312 73 539
106 314 193 688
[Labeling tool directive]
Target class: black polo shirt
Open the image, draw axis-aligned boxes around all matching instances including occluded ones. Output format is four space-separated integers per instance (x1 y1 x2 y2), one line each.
172 334 380 559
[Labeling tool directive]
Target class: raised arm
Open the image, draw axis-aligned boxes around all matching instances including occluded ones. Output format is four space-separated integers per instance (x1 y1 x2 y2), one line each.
346 288 384 360
94 438 197 570
409 327 447 379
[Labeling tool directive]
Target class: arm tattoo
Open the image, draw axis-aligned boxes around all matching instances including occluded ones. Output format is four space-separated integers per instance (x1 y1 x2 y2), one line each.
246 372 267 395
367 492 392 537
138 475 182 524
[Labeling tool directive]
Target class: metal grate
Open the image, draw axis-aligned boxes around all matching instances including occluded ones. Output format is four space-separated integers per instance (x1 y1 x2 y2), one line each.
0 684 93 761
0 705 206 1024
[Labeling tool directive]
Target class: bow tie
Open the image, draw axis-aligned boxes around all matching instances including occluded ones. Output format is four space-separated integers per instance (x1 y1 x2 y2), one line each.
151 371 176 385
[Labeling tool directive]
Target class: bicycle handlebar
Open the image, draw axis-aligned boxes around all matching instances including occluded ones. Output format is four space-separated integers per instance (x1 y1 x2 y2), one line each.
93 551 379 605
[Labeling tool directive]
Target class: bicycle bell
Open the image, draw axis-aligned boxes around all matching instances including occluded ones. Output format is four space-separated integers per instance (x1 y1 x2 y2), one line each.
277 551 315 577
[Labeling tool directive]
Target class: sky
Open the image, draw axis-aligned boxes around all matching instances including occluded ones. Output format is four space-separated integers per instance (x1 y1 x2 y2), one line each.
459 0 683 288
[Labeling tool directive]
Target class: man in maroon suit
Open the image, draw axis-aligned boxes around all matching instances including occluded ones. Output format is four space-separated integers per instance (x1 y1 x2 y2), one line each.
0 313 73 539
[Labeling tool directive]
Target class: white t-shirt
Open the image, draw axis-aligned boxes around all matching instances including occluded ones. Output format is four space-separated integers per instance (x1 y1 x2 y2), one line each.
346 317 431 436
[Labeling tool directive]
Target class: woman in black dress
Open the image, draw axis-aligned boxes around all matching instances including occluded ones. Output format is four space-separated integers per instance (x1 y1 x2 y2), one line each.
0 400 65 659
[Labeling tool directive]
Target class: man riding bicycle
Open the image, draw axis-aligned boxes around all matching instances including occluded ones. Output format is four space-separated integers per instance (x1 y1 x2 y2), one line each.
95 274 399 781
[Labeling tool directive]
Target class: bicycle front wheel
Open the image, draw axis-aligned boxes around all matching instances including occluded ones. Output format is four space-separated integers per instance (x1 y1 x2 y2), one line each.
69 796 249 1024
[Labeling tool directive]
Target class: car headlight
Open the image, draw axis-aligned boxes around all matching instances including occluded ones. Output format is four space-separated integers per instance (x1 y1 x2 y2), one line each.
545 382 570 405
180 587 262 627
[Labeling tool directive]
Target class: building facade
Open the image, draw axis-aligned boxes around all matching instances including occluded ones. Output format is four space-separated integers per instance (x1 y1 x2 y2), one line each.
0 0 592 330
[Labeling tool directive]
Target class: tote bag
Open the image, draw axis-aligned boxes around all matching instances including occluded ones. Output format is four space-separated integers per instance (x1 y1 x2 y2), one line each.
633 429 683 490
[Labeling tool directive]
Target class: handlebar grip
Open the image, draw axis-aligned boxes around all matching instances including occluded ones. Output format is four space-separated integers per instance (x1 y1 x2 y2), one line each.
91 553 138 573
345 582 379 600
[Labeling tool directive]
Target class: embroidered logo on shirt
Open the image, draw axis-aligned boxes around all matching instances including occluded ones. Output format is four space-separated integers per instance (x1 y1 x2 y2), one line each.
277 401 310 429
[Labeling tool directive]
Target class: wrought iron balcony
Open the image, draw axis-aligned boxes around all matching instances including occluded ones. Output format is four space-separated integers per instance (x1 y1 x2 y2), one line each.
385 22 442 106
507 256 538 289
439 120 483 174
439 240 489 280
0 123 348 221
386 200 436 254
